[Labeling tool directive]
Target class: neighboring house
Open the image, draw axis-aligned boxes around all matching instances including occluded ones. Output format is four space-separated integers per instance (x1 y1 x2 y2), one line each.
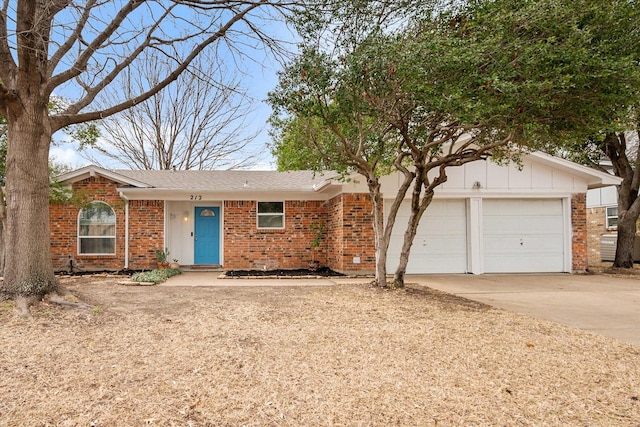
585 185 640 264
51 151 618 275
586 185 617 263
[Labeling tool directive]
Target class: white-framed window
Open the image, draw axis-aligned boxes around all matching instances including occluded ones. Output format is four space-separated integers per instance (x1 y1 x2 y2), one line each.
257 201 284 229
606 206 618 229
78 201 116 254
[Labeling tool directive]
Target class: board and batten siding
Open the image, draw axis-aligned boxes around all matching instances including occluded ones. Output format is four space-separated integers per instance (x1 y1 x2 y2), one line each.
376 153 588 274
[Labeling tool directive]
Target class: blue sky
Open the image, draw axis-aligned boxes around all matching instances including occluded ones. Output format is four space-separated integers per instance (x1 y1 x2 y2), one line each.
49 3 298 171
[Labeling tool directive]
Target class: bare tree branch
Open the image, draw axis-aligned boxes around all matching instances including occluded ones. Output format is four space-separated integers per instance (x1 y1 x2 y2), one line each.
85 50 259 170
47 0 147 96
0 0 17 91
47 0 97 79
51 0 273 130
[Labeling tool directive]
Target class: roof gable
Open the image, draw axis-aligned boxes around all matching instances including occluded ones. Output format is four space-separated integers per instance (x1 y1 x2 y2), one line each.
56 165 152 188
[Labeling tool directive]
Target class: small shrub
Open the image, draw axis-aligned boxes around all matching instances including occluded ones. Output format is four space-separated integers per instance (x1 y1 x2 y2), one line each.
131 268 181 284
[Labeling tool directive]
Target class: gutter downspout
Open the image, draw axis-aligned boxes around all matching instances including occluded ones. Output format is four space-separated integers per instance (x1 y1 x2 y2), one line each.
120 192 129 270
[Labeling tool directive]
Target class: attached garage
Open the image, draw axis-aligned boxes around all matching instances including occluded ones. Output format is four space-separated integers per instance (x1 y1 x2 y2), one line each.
386 200 467 274
482 199 566 273
377 151 622 275
386 197 569 275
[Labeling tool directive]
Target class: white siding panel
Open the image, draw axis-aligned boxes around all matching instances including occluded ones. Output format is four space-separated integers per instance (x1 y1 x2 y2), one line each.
508 163 532 188
387 200 467 274
464 161 487 189
486 162 509 189
531 163 553 188
483 199 564 273
551 170 576 188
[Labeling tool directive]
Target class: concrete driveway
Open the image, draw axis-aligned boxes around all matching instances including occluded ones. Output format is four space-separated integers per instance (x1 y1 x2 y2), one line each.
410 274 640 347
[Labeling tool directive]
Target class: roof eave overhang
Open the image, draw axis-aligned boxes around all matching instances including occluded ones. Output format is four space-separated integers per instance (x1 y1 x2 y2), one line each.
118 185 343 201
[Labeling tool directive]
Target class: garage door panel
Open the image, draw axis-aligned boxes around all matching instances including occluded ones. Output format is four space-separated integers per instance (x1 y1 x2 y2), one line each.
483 199 565 273
485 236 563 252
485 254 564 273
485 216 563 232
387 200 467 274
484 199 562 216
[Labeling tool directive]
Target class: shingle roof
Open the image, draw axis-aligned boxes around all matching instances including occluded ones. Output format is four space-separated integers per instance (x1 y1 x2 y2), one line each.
114 169 337 191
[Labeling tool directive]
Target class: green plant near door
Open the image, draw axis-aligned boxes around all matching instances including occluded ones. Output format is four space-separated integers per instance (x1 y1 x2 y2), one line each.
155 247 170 268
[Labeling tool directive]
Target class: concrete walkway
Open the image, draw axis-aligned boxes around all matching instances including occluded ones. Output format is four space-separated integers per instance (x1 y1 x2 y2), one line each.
412 274 640 347
162 272 640 347
160 271 343 287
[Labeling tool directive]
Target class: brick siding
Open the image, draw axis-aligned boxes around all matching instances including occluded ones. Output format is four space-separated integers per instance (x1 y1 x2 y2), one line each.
325 193 376 274
49 176 163 272
128 200 165 270
586 206 608 265
223 200 328 270
571 193 588 271
221 195 375 273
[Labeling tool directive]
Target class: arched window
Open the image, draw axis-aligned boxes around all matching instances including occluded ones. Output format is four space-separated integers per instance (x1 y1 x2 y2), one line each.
78 201 116 255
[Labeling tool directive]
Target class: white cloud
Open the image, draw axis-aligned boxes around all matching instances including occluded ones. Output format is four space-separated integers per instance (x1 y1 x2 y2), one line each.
49 146 89 169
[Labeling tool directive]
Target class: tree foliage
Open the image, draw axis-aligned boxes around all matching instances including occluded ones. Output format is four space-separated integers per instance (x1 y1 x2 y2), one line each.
270 0 640 286
491 0 640 268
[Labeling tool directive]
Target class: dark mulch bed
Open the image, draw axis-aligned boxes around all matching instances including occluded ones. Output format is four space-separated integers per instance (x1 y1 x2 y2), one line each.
224 267 345 277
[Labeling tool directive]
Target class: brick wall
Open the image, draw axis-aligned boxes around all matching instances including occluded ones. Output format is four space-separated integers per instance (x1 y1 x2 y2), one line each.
49 176 163 272
571 193 588 271
586 206 608 265
324 193 376 274
128 200 165 270
325 195 344 271
223 200 328 270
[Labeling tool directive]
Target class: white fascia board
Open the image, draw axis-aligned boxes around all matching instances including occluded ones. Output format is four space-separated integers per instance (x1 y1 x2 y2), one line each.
56 165 152 188
117 187 336 201
528 151 621 188
431 189 580 199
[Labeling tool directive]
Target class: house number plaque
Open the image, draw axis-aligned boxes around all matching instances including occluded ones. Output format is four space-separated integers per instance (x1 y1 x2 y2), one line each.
190 195 203 200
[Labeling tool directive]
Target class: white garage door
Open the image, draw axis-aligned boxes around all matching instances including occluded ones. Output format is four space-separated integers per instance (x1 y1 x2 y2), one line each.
387 199 467 274
483 199 565 273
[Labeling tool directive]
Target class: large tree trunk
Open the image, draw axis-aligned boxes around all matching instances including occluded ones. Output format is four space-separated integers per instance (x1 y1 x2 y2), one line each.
614 214 637 268
603 131 640 269
393 191 433 288
368 178 389 287
2 102 58 298
0 186 6 275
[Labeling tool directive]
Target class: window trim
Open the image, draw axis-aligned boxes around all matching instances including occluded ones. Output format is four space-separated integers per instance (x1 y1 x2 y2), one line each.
256 201 285 229
78 201 117 255
606 206 618 230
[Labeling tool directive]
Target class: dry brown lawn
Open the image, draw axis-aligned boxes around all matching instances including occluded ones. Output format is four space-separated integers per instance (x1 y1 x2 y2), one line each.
1 275 639 426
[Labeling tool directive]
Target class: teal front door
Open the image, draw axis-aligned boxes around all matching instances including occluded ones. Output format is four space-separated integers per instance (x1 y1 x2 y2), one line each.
194 207 220 264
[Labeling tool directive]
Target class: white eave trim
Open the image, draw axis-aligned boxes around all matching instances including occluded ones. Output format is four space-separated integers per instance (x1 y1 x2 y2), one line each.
117 187 342 201
529 151 621 188
56 165 153 188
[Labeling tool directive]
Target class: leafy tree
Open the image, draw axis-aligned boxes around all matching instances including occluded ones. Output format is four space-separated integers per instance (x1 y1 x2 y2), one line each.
270 33 519 288
475 0 640 269
270 0 640 286
554 125 640 269
0 0 296 304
